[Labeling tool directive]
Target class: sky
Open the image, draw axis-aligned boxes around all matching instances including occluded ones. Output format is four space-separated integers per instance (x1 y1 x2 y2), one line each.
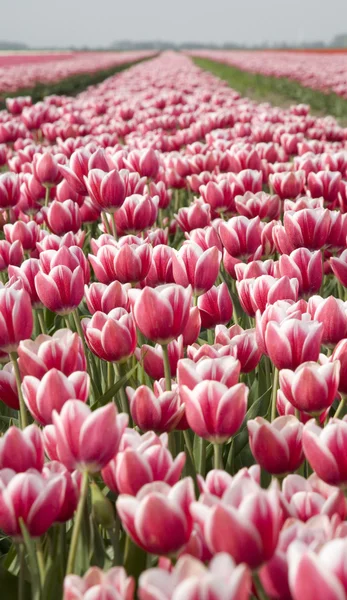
2 0 347 47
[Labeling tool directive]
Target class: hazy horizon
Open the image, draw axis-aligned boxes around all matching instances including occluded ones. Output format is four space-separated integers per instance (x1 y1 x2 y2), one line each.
3 0 347 48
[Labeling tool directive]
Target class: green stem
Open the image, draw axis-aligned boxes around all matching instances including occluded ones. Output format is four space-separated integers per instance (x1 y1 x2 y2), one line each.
183 430 195 466
37 310 46 335
72 309 98 401
115 363 131 420
66 471 89 575
271 367 279 422
44 186 50 208
198 436 206 476
111 212 118 240
103 212 112 235
335 394 346 419
213 443 223 470
18 544 25 600
161 344 171 391
36 539 45 587
207 329 214 345
253 573 268 600
108 519 122 566
10 352 28 429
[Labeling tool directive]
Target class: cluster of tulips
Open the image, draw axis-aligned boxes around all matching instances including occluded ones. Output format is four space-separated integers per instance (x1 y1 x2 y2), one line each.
1 51 347 599
189 48 347 99
0 50 154 94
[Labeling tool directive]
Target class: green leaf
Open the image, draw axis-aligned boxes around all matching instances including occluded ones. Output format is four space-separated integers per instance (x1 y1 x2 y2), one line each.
0 566 31 600
91 362 139 410
19 520 41 600
233 385 272 457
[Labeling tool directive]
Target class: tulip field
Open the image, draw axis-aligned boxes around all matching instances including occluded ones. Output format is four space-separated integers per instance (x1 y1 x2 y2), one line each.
1 50 347 599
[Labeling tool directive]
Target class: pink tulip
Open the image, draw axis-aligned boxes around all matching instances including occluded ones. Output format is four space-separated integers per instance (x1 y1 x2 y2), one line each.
132 284 192 344
191 478 280 568
84 168 128 212
0 173 20 208
307 295 347 346
124 148 160 179
187 226 223 253
216 326 262 373
84 281 130 314
199 180 235 214
18 329 86 378
248 416 304 475
82 308 137 363
137 337 183 379
0 362 19 409
262 317 323 370
172 242 220 296
219 216 263 259
283 208 331 250
331 338 347 394
198 283 233 329
102 431 185 495
59 149 91 196
307 170 342 206
0 240 23 272
46 199 81 235
0 470 65 537
288 538 347 600
278 249 323 298
281 473 346 522
116 478 195 555
237 275 299 317
279 361 340 415
235 191 281 220
269 170 305 199
176 202 211 232
22 368 89 425
177 356 240 390
180 380 247 443
144 245 174 287
33 152 64 187
302 417 347 486
0 287 33 353
44 400 128 472
138 553 251 600
0 425 44 472
4 220 40 251
115 194 158 234
127 383 185 433
43 461 80 523
8 258 41 307
63 566 134 600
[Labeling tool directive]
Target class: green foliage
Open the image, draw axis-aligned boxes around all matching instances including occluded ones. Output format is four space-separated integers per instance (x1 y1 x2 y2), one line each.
193 57 347 121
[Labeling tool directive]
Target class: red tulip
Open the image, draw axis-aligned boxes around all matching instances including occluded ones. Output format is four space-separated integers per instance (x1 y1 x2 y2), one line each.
116 478 195 555
0 362 19 409
44 400 128 472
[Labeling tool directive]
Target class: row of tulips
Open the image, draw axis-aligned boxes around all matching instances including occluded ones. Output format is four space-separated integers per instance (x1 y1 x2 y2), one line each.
0 51 347 599
187 49 347 99
0 51 155 94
